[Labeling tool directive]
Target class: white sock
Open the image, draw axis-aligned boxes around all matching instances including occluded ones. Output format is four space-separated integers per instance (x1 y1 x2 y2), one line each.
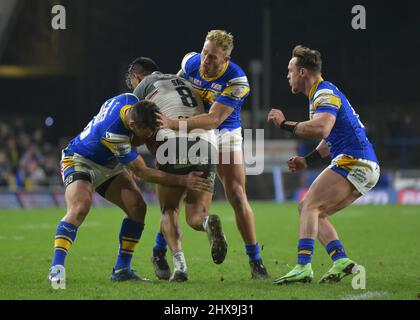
202 215 210 232
172 250 187 272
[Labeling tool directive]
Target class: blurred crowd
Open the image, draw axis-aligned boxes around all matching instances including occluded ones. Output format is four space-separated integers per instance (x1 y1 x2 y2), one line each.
0 111 418 191
0 119 62 190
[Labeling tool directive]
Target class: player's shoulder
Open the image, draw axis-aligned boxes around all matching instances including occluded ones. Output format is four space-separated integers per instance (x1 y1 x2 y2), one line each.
103 93 138 130
224 60 249 86
110 93 139 107
181 52 200 73
313 80 340 99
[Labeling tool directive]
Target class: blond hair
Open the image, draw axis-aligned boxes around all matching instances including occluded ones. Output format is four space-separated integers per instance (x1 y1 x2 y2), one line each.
292 45 322 74
205 30 234 56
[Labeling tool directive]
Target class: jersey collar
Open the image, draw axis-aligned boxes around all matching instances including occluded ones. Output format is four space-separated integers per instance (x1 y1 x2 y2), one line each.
120 105 134 129
308 76 324 100
199 60 229 82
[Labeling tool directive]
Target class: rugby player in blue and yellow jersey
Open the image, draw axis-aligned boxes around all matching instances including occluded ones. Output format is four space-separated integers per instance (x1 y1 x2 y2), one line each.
157 30 270 279
47 93 211 288
268 45 380 284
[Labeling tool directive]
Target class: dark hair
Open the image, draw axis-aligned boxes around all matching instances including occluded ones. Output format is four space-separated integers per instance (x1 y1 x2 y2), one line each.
131 100 159 130
292 45 322 74
126 57 160 89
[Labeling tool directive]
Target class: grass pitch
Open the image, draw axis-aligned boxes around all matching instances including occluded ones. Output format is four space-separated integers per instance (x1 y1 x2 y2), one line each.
0 202 419 300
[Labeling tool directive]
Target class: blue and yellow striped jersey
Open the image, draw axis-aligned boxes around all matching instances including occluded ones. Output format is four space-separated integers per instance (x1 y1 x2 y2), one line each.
309 78 378 163
181 52 250 131
65 93 139 166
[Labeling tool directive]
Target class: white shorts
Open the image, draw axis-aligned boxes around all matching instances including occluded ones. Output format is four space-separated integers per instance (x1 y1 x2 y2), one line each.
329 154 380 195
61 151 126 190
217 127 243 152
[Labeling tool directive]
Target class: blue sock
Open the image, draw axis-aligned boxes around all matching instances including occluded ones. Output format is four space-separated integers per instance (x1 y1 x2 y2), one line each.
52 221 78 267
153 231 167 256
297 238 315 265
245 243 261 262
114 218 144 270
326 240 348 262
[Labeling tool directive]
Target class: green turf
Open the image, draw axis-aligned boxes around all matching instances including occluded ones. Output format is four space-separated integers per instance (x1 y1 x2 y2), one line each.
0 202 419 300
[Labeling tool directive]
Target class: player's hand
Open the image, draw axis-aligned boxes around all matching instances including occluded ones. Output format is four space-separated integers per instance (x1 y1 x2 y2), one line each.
157 112 176 130
287 156 307 172
267 109 286 127
182 171 211 192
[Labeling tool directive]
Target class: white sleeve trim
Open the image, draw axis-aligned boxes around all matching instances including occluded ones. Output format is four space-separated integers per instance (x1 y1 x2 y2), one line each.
181 52 198 73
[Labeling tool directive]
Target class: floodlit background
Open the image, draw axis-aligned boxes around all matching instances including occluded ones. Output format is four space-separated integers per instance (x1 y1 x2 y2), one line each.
0 0 419 300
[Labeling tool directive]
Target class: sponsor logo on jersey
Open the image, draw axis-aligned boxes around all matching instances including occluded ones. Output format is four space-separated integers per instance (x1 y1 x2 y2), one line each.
190 77 201 86
231 85 246 98
211 83 222 90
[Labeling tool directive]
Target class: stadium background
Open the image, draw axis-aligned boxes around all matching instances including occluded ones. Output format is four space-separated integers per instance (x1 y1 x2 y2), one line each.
1 0 419 206
0 0 419 301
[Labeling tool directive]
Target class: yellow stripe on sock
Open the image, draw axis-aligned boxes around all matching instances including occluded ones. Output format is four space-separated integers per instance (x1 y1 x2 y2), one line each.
120 249 134 255
121 240 138 251
55 235 73 244
329 250 337 257
55 238 73 251
298 250 312 255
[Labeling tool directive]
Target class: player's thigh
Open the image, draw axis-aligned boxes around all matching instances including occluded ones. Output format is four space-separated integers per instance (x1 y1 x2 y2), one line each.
103 172 146 220
217 151 246 190
156 184 185 213
65 179 93 215
301 168 361 216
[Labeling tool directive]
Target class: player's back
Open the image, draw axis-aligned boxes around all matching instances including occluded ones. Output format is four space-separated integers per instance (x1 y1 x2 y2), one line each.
310 79 378 163
134 72 205 119
68 93 139 165
133 72 216 144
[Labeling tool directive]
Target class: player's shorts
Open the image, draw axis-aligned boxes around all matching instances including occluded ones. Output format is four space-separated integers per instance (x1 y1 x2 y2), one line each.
329 154 380 195
60 148 125 194
217 127 243 152
156 137 217 193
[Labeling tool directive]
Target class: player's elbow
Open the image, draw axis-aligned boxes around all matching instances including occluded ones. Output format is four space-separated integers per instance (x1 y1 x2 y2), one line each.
319 125 332 138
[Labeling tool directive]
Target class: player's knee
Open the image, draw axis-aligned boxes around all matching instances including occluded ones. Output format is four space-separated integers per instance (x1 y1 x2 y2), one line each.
68 200 91 221
128 199 147 222
299 199 324 217
186 214 202 230
298 200 305 216
226 184 247 208
161 208 178 219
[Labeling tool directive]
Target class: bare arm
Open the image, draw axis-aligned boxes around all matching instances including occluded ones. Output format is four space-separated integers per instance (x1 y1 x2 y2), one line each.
294 113 336 139
176 69 184 77
267 109 336 139
158 101 234 131
125 155 210 191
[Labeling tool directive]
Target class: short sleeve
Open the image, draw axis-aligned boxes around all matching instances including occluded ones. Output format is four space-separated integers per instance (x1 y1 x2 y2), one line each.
215 75 250 109
313 90 341 117
181 52 198 74
101 132 138 164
